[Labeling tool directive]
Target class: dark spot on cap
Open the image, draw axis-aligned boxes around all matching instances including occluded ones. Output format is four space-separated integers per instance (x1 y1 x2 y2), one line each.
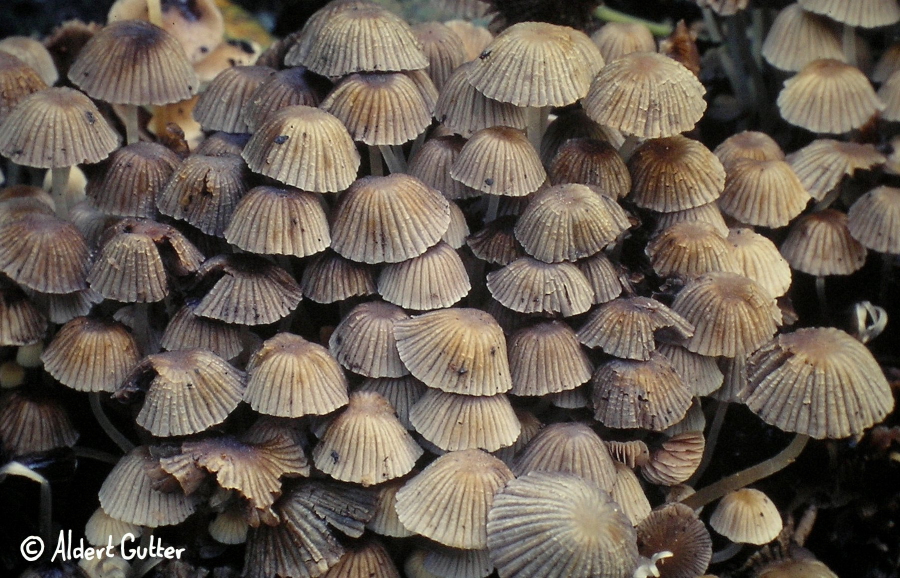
199 46 209 54
479 50 491 60
85 111 95 124
484 178 494 186
274 135 289 145
331 450 340 464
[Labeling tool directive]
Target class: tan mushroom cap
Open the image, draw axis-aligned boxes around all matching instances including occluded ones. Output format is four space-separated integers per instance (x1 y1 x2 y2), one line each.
245 332 349 418
394 308 511 396
358 375 426 430
0 282 47 346
417 546 492 578
301 249 377 304
434 61 527 138
368 478 416 537
718 158 811 228
242 67 326 132
321 72 433 146
508 321 592 396
512 422 617 491
86 142 180 218
628 135 726 213
672 272 780 357
578 297 694 361
42 316 140 393
0 87 119 168
487 257 594 317
314 391 422 486
0 388 78 456
798 0 900 28
487 471 639 578
714 131 785 170
99 446 197 528
298 1 428 76
0 52 47 125
409 135 480 200
515 184 630 263
413 21 467 91
762 4 844 72
641 431 705 486
740 327 894 439
780 209 867 276
0 36 57 86
710 488 782 545
541 108 625 166
577 251 624 305
466 22 603 108
787 139 885 200
654 202 730 238
584 51 706 139
224 185 330 258
443 201 469 249
493 408 542 466
444 19 493 61
658 342 724 397
758 559 839 578
590 22 655 64
160 300 243 360
409 389 520 452
331 174 450 264
726 228 792 299
321 539 400 578
396 449 514 549
548 138 632 198
242 105 360 193
647 221 742 279
777 59 883 134
605 439 651 469
847 185 900 253
591 353 694 432
69 20 197 105
0 211 90 293
85 507 141 547
878 69 900 121
636 503 712 578
378 241 471 310
467 215 524 266
329 301 410 378
193 65 275 133
451 126 546 197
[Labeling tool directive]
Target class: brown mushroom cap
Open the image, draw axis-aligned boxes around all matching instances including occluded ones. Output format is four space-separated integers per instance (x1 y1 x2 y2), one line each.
0 211 91 293
160 300 243 360
709 488 782 545
242 67 328 132
512 422 617 491
409 389 520 452
86 141 181 218
330 301 410 378
578 297 694 361
0 280 47 346
0 387 78 456
718 158 811 228
434 61 527 138
847 185 900 253
647 221 742 280
548 138 632 198
300 249 377 304
193 65 275 133
761 4 845 72
590 22 656 64
450 126 546 197
713 131 785 170
797 0 900 28
0 52 48 125
636 503 712 578
467 215 524 266
780 209 867 276
508 321 592 396
486 257 594 317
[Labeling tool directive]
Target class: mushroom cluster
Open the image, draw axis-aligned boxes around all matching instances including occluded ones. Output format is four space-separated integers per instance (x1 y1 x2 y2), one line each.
0 1 898 578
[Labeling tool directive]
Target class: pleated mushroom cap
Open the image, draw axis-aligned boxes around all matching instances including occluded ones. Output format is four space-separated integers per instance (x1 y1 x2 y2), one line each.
160 300 243 360
577 297 694 361
0 282 46 346
591 353 693 432
590 22 656 64
636 503 712 578
718 158 811 228
358 375 427 430
657 342 724 397
486 257 593 316
157 153 248 237
443 201 469 249
331 174 451 264
413 21 466 91
242 105 360 193
98 446 196 527
673 272 779 357
515 184 630 263
646 221 742 279
611 461 652 526
86 142 180 218
797 0 900 28
396 449 514 549
761 4 844 72
780 209 866 276
787 139 885 201
466 22 602 107
192 254 302 325
330 301 410 378
641 431 705 486
584 51 706 139
68 20 197 105
418 546 492 578
378 241 471 310
709 488 782 545
0 87 119 168
654 202 729 238
450 126 546 197
195 131 250 157
394 308 511 396
224 185 330 257
242 67 327 132
0 388 78 456
847 185 900 253
486 471 639 578
508 321 591 396
85 507 141 547
467 215 524 266
577 252 624 304
314 391 422 486
321 72 432 145
0 211 90 293
301 249 377 303
512 422 617 491
548 138 632 197
193 65 274 133
322 539 400 578
777 59 883 134
727 228 793 298
368 479 415 537
116 349 245 437
541 108 625 166
0 52 47 124
740 327 894 439
42 316 139 393
246 332 349 418
444 19 493 60
714 131 784 170
410 389 520 452
627 135 725 212
880 69 900 121
605 440 651 469
435 62 527 138
299 1 428 76
408 135 480 200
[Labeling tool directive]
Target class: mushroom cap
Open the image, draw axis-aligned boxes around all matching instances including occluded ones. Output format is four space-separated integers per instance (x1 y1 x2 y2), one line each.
0 387 78 456
450 126 546 197
646 221 742 279
577 297 694 360
358 375 426 430
541 108 625 166
512 422 617 491
0 87 119 168
330 301 410 378
413 21 467 91
761 4 845 72
69 19 198 105
0 52 48 125
641 431 706 486
577 251 624 304
409 135 481 200
0 36 57 86
787 139 885 201
847 185 900 253
487 256 594 317
486 471 639 578
467 215 525 266
508 321 592 396
777 59 883 134
548 138 632 198
368 479 416 537
654 202 730 238
590 22 656 64
0 281 46 346
86 141 181 218
300 249 377 304
160 300 243 360
377 241 470 310
321 539 400 578
466 22 603 107
444 19 493 61
714 131 785 170
611 461 653 526
780 209 867 276
409 389 521 452
726 228 793 299
740 327 894 439
636 503 712 578
797 0 900 28
583 51 706 139
193 65 275 133
242 67 327 132
718 158 811 228
709 488 782 545
878 69 900 121
85 507 141 547
434 61 527 138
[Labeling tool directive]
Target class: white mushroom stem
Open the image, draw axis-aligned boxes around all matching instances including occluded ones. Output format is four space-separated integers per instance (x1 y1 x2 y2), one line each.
1 461 52 557
90 393 135 454
526 106 551 152
123 104 141 146
710 541 743 564
51 165 71 219
369 145 384 176
146 0 164 28
688 399 729 486
843 25 858 68
632 551 674 578
618 135 641 161
380 145 407 174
